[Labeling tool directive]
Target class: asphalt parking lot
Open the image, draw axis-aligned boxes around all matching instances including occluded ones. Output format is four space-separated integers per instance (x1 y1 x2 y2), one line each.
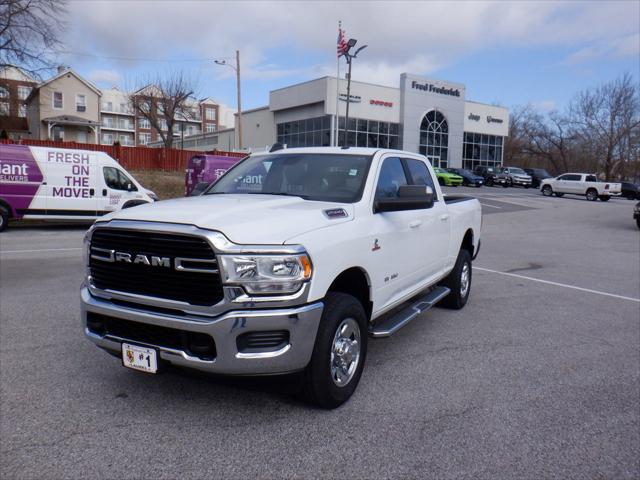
1 188 639 479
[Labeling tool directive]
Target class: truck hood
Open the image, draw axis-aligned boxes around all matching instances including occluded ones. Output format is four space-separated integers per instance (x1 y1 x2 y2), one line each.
98 194 354 245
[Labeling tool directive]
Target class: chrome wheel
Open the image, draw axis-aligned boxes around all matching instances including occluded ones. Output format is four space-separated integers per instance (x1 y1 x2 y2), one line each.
330 318 361 387
460 262 470 298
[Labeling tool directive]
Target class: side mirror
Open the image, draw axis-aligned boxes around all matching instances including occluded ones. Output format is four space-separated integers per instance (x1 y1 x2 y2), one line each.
374 185 435 213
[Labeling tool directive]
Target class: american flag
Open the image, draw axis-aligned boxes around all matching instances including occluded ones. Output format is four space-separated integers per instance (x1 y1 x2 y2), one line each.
337 26 348 57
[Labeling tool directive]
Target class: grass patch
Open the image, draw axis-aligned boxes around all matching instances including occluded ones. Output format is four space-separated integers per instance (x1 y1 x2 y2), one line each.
130 170 185 200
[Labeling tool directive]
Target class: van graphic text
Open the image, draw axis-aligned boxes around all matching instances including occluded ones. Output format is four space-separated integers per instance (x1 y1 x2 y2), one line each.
0 161 30 182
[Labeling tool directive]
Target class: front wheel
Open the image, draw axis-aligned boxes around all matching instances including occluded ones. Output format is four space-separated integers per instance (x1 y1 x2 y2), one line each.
542 185 553 196
439 249 472 309
586 189 598 201
302 292 368 409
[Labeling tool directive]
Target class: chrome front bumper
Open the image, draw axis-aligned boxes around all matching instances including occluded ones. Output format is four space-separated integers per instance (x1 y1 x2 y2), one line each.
81 287 323 375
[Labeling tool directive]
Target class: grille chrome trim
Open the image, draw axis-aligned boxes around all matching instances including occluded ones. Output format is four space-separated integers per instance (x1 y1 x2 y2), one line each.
175 257 219 274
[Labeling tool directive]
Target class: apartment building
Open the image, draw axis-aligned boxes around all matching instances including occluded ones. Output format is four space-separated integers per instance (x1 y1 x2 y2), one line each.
26 67 102 143
0 66 38 139
1 66 231 146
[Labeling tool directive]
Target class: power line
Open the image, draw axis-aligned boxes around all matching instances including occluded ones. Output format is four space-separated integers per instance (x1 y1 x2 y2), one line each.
48 50 234 63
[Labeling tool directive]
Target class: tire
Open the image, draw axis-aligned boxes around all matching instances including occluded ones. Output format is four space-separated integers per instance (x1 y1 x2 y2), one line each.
438 178 445 186
586 189 598 201
542 185 553 196
599 196 610 202
626 195 636 201
502 182 508 188
636 217 640 230
439 248 472 310
0 206 8 232
525 185 530 189
507 178 513 187
555 192 564 197
486 178 494 187
302 292 368 409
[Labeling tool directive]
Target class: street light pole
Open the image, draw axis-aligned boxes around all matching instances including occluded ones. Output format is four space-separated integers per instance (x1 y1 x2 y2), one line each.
214 51 243 150
341 40 367 147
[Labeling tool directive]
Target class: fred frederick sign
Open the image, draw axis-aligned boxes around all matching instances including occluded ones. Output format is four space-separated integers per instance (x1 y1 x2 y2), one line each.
411 80 461 97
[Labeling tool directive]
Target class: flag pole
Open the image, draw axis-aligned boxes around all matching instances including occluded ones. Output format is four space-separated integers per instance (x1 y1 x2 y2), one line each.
335 21 341 146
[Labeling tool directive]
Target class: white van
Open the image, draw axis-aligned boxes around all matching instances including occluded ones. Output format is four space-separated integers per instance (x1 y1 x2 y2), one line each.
0 144 157 230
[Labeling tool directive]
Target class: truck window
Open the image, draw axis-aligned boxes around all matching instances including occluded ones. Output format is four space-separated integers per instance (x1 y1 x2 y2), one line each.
405 159 437 199
375 157 408 200
585 175 597 182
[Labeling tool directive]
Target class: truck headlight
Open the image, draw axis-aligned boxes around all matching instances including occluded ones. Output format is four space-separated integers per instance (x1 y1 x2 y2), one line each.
218 254 312 295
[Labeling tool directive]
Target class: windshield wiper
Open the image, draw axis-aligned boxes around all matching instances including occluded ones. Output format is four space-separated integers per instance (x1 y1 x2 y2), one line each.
254 192 311 200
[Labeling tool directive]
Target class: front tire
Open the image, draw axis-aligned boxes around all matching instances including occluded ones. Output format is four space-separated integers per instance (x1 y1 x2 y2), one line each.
439 249 472 310
542 185 553 196
302 292 368 409
586 189 598 201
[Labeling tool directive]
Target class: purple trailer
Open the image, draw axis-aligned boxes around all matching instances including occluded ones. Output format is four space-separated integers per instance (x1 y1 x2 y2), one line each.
185 154 244 196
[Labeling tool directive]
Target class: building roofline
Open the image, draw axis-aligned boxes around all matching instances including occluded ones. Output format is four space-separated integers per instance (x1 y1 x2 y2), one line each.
235 105 269 116
34 68 102 96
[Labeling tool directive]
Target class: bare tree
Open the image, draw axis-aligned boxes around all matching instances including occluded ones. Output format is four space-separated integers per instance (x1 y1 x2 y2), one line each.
130 71 198 149
569 73 640 179
0 0 67 77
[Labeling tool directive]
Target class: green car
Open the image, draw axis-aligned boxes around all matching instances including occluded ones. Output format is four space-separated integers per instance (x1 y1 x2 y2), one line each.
433 167 463 186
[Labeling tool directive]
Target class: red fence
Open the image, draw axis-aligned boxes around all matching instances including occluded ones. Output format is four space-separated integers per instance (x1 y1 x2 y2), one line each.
0 139 245 171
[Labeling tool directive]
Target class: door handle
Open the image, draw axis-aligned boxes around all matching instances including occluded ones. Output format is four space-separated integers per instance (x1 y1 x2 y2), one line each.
102 189 107 196
89 188 95 196
440 214 450 221
409 220 422 229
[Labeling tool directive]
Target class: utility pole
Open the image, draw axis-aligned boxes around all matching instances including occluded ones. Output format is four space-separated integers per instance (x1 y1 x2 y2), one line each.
214 51 243 150
236 50 242 150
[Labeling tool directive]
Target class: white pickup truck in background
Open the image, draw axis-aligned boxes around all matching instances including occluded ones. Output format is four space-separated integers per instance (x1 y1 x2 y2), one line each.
81 147 481 408
540 173 622 201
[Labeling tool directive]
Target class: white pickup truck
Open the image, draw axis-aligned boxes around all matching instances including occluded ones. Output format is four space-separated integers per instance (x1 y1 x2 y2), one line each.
82 147 482 408
540 173 622 201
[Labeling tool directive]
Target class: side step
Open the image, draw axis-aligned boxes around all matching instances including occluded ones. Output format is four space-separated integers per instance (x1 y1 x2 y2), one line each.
369 286 451 338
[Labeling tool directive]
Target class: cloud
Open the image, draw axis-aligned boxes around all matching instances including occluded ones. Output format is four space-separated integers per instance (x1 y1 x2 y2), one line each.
61 1 639 86
87 69 122 86
564 32 640 65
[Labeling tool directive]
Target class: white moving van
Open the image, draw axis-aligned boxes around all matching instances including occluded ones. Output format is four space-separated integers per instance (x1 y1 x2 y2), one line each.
0 144 157 231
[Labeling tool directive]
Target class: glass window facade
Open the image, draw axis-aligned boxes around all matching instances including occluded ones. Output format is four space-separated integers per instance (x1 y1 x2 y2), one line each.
462 132 503 170
336 116 400 149
276 115 400 149
418 110 449 168
277 115 332 147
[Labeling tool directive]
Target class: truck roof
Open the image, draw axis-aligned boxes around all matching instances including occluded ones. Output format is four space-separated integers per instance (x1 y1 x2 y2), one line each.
259 146 411 156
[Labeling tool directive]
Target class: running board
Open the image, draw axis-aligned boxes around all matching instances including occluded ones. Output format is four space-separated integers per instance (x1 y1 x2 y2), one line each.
369 286 451 338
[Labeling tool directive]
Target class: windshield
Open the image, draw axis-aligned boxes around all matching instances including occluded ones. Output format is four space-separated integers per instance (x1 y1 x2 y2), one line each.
205 153 373 203
509 167 526 175
535 169 551 177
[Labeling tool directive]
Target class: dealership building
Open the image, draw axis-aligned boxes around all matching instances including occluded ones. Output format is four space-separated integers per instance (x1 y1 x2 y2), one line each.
182 73 509 170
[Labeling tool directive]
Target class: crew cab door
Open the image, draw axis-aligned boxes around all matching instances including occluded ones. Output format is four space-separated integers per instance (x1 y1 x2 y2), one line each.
403 158 449 280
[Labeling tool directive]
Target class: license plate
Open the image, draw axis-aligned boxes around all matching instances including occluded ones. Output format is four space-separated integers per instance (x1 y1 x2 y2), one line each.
122 343 158 373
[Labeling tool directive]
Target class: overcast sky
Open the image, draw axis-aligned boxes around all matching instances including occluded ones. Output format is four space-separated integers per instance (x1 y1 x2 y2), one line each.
57 0 639 112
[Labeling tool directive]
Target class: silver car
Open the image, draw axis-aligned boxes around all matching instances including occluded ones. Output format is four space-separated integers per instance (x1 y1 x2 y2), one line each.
500 167 532 188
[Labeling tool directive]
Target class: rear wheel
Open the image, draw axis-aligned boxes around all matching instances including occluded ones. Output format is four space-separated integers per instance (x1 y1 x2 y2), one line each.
542 185 553 196
555 192 564 197
439 248 472 310
586 189 598 201
302 292 368 409
0 206 8 232
599 196 610 202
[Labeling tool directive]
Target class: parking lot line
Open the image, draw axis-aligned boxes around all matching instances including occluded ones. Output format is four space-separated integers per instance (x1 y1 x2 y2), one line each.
480 203 503 209
0 247 83 254
476 266 640 303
